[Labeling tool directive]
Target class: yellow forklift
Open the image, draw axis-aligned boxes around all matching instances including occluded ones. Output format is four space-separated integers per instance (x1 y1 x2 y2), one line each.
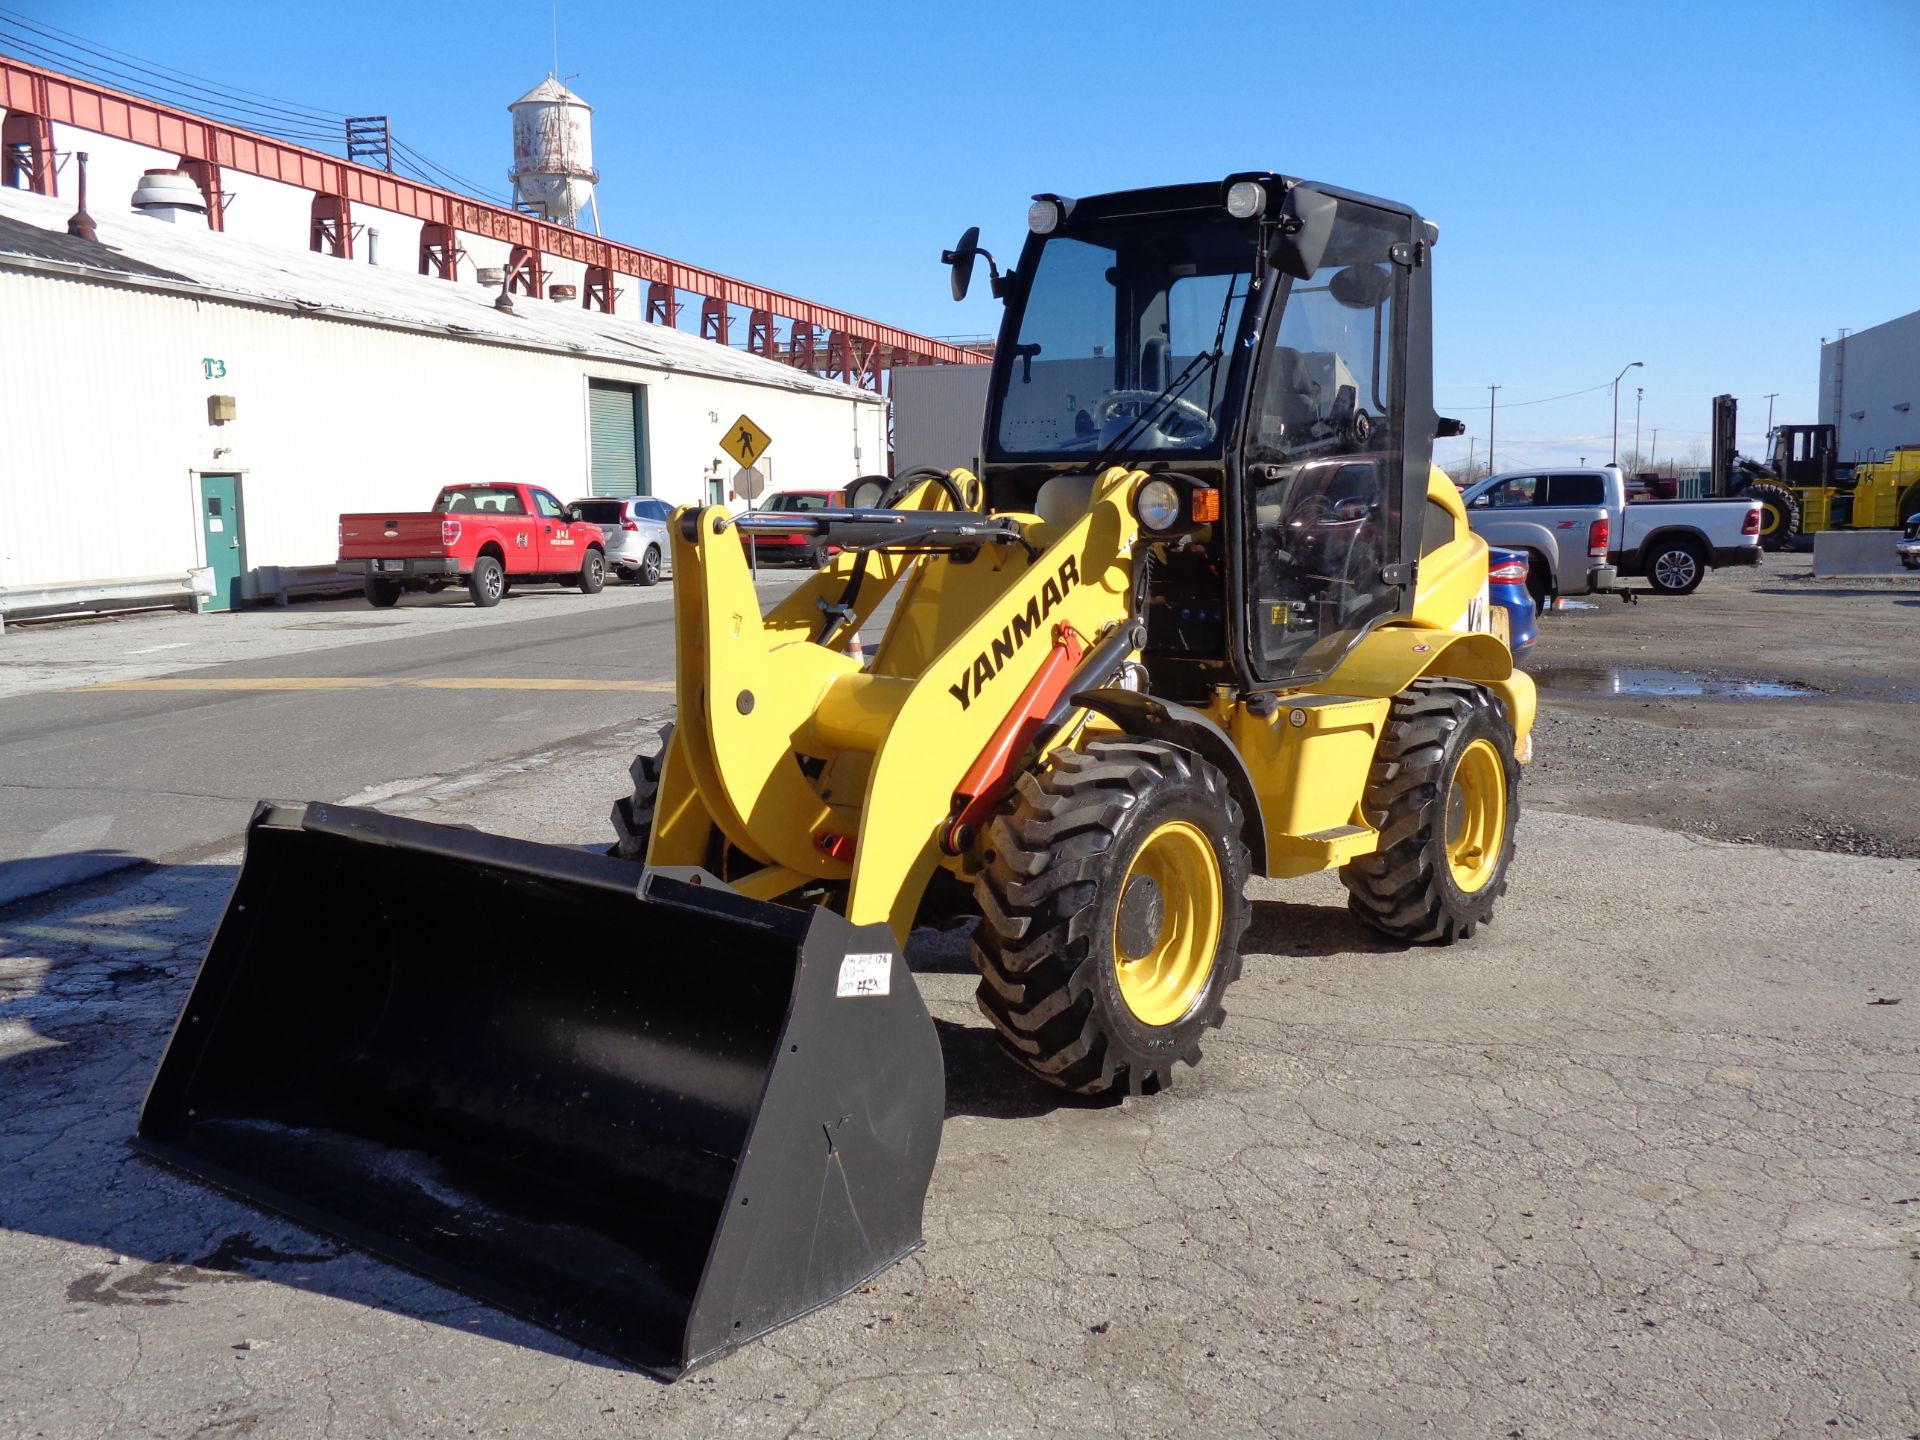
1713 395 1920 548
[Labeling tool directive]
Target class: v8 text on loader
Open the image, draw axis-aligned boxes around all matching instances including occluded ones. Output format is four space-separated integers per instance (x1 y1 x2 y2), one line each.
138 173 1535 1379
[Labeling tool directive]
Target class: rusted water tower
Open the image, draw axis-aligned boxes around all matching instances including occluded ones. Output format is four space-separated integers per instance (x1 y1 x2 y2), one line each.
508 77 600 233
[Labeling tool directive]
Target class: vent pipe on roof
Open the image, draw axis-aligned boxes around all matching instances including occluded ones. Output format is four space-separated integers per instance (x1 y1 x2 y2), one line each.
131 168 208 226
367 227 380 266
67 151 98 241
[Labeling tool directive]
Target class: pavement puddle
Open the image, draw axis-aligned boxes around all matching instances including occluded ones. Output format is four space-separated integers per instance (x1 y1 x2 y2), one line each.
1531 665 1818 699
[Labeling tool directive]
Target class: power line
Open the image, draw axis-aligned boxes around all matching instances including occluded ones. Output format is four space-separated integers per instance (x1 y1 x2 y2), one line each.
0 6 348 120
0 30 347 140
0 16 507 206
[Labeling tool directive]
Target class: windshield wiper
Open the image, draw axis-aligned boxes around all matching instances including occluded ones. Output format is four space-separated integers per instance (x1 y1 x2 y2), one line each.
1078 271 1246 475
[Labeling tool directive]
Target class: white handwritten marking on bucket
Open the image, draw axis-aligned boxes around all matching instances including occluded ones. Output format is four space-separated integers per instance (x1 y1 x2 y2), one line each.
836 953 892 998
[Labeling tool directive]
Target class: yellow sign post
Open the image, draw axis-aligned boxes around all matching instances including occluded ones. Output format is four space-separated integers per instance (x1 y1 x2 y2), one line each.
720 414 771 468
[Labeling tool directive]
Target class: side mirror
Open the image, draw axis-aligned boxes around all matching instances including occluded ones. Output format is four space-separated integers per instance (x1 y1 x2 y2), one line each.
1469 495 1491 508
1269 186 1336 281
942 226 981 302
1328 264 1392 310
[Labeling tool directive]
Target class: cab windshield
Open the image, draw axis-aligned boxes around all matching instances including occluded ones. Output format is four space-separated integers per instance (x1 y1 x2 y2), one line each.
990 212 1257 459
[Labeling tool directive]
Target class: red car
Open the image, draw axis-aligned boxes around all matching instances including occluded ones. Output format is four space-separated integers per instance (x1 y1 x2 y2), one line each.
743 489 840 567
339 482 607 608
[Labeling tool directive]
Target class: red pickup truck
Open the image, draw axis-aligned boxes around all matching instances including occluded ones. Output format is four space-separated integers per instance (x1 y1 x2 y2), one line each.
338 483 607 608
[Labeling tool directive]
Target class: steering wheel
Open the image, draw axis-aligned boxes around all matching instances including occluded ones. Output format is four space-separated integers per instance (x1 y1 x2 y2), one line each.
874 466 977 511
1091 390 1217 448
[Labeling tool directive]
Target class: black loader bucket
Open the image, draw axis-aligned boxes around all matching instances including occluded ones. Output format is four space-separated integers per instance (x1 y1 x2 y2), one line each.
135 803 945 1379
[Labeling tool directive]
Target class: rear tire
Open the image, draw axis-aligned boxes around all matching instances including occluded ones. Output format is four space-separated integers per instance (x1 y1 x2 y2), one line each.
468 555 505 608
610 724 673 861
364 577 402 608
970 739 1251 1097
637 545 662 586
1746 483 1799 551
577 547 607 594
1644 536 1706 596
1341 679 1518 944
1524 558 1551 616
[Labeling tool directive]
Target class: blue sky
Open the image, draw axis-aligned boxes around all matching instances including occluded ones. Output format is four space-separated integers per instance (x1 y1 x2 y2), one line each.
14 0 1920 469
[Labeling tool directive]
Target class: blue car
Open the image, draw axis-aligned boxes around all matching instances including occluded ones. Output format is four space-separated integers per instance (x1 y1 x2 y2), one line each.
1488 547 1537 664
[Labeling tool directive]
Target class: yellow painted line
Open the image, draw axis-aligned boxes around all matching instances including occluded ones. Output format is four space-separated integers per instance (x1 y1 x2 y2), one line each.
72 678 374 693
412 678 676 692
74 677 675 693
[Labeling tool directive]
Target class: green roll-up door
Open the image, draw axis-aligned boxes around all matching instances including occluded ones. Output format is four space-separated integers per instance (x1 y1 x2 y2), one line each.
588 380 649 496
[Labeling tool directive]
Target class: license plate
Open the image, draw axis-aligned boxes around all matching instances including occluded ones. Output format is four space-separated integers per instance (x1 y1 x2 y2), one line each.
381 560 405 573
1491 608 1511 644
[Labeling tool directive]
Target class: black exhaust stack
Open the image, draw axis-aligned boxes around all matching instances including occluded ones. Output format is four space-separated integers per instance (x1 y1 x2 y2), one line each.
136 803 944 1379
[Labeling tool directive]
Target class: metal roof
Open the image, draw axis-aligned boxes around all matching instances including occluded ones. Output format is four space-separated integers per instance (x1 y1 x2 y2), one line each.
511 77 588 108
0 187 881 404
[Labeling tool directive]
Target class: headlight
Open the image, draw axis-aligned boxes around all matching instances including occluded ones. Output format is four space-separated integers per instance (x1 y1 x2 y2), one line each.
1225 181 1266 219
1027 198 1062 234
1135 478 1182 532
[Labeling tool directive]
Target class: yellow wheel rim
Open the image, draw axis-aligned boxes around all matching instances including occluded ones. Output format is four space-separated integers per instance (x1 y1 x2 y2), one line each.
1757 503 1781 536
1112 820 1222 1027
1446 738 1507 893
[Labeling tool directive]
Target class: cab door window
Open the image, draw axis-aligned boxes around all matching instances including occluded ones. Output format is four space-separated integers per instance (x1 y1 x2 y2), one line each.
1486 475 1539 507
1245 198 1410 680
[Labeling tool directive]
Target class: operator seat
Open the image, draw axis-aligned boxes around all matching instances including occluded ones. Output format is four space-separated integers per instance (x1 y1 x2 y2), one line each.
1257 346 1322 453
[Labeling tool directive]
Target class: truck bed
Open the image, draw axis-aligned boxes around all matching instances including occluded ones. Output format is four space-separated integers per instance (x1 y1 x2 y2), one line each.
339 514 446 563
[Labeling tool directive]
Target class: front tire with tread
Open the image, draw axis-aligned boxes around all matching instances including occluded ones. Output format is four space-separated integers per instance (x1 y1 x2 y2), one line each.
970 739 1251 1097
610 724 673 861
577 547 607 594
1746 482 1799 551
1341 679 1519 944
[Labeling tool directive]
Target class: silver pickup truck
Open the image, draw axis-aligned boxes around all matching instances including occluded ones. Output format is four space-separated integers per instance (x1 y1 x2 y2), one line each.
1460 465 1762 604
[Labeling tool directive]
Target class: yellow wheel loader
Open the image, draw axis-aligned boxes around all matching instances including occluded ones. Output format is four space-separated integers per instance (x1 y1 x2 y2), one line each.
138 173 1535 1378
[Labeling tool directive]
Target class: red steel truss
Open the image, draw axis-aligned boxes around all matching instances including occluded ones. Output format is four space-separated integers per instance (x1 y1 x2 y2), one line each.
0 55 986 380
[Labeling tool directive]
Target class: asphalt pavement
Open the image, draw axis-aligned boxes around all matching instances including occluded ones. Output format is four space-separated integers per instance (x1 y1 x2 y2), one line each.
0 577 803 906
1 574 1916 1438
3 722 1916 1438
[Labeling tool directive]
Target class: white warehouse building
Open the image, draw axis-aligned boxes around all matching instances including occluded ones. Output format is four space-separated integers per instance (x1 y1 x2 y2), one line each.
1819 310 1920 462
0 184 886 618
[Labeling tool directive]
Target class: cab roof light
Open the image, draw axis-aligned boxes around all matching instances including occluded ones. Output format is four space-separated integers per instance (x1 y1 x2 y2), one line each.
1028 193 1074 234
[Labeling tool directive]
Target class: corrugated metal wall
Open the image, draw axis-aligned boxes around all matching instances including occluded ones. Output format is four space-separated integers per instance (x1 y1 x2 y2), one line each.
0 268 886 596
891 364 991 477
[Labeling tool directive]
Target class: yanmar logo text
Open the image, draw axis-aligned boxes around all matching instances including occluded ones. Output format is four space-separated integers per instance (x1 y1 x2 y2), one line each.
949 555 1081 711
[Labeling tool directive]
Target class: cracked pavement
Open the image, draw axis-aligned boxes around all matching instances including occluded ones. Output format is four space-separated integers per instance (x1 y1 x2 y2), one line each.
2 716 1917 1438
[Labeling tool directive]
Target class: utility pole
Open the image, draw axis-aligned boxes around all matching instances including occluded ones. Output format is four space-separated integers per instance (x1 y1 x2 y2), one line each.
1633 386 1643 468
1467 436 1477 478
1650 428 1659 470
1488 384 1501 474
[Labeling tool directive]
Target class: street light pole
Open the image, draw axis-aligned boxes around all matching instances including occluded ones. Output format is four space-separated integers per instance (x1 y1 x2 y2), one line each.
1611 360 1644 463
1633 386 1643 467
1488 384 1501 474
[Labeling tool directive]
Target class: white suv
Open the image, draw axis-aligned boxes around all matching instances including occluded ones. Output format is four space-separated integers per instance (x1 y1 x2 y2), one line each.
569 496 673 586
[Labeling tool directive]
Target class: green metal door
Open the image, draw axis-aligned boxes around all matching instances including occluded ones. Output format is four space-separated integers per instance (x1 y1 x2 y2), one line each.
198 473 245 612
588 380 649 496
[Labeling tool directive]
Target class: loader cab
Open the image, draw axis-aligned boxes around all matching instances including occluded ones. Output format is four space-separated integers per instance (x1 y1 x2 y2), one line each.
974 176 1435 700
